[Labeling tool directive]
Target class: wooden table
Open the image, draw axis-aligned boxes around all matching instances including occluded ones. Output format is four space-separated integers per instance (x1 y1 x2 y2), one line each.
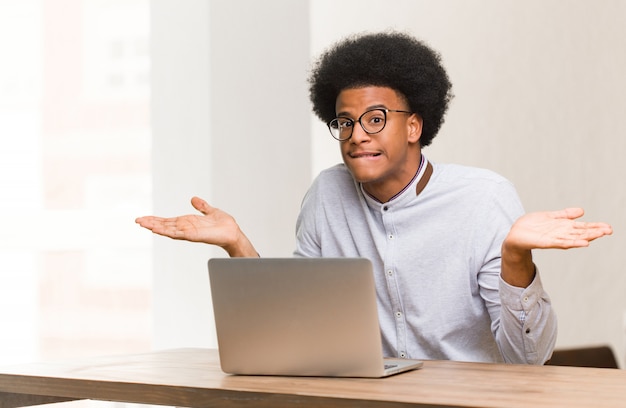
0 348 625 408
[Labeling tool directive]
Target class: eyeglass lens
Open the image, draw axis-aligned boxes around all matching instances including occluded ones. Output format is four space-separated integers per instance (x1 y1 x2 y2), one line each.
329 109 387 141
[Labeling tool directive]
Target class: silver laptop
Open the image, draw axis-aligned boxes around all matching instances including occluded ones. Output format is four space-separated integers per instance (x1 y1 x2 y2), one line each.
208 257 423 378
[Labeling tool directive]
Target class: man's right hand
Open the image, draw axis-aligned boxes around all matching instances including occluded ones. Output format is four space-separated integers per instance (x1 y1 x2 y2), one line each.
135 196 259 257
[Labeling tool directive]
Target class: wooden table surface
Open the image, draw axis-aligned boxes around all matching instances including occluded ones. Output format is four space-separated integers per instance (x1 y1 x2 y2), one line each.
0 348 625 408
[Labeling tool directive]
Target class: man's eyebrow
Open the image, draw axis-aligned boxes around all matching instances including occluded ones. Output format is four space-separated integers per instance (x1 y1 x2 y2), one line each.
335 104 387 118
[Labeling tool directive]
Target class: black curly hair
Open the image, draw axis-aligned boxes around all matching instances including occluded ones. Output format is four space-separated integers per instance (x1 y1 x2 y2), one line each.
308 31 453 147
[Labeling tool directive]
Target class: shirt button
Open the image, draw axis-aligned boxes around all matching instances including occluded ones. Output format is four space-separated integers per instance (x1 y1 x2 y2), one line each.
395 311 402 318
383 206 388 211
400 352 406 358
523 296 529 302
388 234 394 239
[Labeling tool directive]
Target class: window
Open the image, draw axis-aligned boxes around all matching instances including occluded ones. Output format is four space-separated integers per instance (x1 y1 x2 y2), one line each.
0 0 152 364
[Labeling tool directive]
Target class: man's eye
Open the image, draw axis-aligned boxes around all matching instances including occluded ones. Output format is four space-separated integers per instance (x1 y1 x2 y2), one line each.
367 115 384 125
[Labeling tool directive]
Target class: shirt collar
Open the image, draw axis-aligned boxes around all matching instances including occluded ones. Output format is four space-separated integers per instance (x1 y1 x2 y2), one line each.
361 155 431 204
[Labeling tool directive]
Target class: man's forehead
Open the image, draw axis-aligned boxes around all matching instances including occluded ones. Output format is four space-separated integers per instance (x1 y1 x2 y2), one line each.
335 86 407 111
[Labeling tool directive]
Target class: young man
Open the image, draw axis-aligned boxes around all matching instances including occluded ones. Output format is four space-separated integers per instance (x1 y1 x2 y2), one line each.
136 32 612 364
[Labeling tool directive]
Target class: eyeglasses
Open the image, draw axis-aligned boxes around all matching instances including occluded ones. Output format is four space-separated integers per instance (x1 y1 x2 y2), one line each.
327 108 413 141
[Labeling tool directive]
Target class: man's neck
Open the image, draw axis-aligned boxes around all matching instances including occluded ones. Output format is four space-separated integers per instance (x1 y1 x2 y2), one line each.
362 155 427 203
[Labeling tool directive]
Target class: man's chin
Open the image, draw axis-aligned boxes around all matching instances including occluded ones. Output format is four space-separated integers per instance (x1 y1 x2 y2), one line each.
347 169 379 184
343 160 382 182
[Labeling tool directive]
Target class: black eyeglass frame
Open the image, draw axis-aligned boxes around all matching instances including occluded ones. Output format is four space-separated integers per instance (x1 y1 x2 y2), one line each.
327 108 413 141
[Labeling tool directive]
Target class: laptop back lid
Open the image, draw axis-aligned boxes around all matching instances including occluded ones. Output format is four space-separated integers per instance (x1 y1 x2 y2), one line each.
208 257 389 377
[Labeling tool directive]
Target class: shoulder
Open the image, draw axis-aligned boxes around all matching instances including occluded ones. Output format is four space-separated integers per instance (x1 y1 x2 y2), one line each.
314 163 354 182
428 161 523 213
300 164 360 210
431 162 514 191
309 163 357 193
423 162 525 233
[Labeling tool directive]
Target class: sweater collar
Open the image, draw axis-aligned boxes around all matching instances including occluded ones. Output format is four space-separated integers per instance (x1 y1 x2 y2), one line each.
361 155 432 205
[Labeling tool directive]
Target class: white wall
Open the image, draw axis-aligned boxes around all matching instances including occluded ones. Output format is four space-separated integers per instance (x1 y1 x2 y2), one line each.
151 0 213 349
152 0 626 365
151 0 310 349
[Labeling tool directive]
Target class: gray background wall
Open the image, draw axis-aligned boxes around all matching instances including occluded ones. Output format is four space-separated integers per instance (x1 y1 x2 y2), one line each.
151 0 626 366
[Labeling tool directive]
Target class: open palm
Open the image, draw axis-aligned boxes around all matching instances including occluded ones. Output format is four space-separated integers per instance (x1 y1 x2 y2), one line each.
135 196 242 248
507 208 613 250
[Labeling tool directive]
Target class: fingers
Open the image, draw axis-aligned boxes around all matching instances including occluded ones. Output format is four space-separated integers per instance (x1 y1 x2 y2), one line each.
136 216 182 237
575 221 613 234
553 208 613 240
135 197 214 241
135 216 168 234
582 223 613 240
156 218 189 240
135 216 158 230
136 216 191 240
136 197 211 227
553 207 585 220
191 196 212 215
555 220 613 249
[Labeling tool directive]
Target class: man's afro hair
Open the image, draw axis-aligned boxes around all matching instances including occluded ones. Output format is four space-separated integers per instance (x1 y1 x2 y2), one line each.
308 31 453 147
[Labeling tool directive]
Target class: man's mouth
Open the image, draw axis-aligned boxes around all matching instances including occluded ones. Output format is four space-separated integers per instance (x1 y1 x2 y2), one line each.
349 151 382 158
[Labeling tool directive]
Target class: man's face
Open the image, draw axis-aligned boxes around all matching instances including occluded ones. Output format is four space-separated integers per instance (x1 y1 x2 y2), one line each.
335 86 422 202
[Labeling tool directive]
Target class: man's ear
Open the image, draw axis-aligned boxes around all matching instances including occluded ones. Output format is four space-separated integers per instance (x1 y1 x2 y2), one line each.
407 113 423 144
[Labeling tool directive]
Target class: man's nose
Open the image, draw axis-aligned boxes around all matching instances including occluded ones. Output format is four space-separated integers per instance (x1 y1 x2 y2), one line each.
350 122 371 143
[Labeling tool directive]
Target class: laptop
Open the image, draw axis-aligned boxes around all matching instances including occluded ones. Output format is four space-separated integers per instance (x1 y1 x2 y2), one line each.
208 257 423 377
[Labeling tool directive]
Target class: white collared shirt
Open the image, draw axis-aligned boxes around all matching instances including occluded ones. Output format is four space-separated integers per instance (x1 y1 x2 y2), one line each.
294 157 557 364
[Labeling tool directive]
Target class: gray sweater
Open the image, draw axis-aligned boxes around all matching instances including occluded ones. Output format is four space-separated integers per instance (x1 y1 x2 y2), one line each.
294 158 557 364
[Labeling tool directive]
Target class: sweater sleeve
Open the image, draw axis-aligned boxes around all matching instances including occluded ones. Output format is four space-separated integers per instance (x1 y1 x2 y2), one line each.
477 180 558 364
496 272 558 364
293 174 323 258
